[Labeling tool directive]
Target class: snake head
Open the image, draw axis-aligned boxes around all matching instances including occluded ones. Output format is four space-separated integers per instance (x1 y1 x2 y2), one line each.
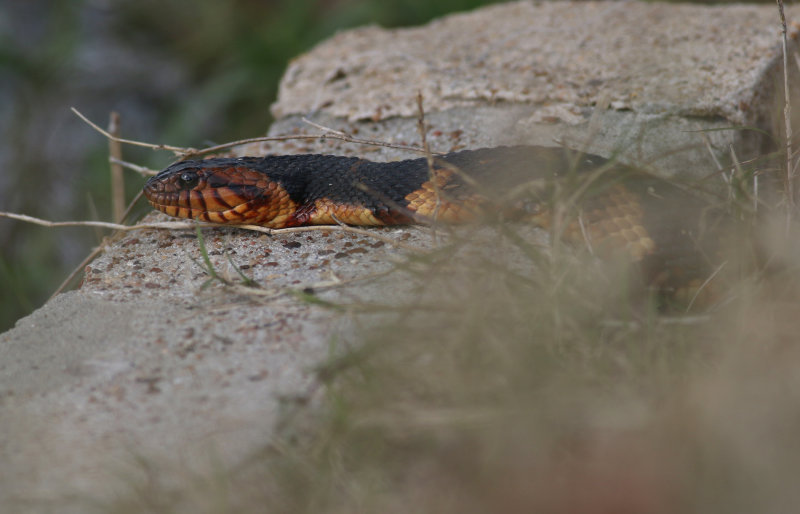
144 157 298 226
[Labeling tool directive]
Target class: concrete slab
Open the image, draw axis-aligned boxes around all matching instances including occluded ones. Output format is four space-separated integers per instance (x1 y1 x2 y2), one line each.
273 1 800 178
0 218 436 509
2 1 799 510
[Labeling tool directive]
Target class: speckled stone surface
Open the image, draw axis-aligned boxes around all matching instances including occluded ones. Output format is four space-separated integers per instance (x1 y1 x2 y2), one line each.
273 1 800 179
274 1 796 125
0 206 438 508
2 1 800 510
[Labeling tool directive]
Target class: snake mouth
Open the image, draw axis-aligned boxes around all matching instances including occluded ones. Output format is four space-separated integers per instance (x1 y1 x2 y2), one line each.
147 196 261 224
144 182 264 223
143 161 271 223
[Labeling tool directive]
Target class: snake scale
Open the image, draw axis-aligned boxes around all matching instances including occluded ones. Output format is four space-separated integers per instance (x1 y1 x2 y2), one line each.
143 145 729 305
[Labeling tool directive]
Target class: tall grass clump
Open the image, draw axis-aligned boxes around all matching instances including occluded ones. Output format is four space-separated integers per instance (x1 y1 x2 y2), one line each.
257 205 800 514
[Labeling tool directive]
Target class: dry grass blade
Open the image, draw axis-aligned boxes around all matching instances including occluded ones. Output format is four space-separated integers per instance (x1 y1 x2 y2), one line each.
49 245 107 300
416 93 442 230
108 112 125 222
301 116 441 156
0 212 200 231
0 211 427 253
71 107 192 155
73 107 440 160
109 157 158 177
776 0 795 228
330 213 428 252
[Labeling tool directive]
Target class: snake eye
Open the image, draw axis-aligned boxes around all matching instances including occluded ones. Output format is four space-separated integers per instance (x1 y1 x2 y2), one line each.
179 171 199 189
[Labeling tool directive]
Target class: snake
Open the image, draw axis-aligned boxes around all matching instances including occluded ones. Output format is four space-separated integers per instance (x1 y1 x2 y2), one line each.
143 145 728 305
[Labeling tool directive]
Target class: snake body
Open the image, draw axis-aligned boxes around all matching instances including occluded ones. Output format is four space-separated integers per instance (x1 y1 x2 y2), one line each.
144 146 726 302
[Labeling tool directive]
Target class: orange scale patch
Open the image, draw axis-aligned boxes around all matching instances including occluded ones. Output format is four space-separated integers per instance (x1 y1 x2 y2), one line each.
599 218 622 235
621 203 643 218
205 211 229 223
563 222 585 243
233 203 254 215
604 205 623 219
619 213 638 230
309 198 385 226
211 182 297 228
202 192 231 212
405 181 483 222
261 202 301 228
620 228 641 243
214 188 248 210
582 209 607 224
632 225 650 239
628 238 657 260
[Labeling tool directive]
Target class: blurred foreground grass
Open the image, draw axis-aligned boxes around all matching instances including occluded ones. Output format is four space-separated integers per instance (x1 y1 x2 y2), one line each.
106 210 800 513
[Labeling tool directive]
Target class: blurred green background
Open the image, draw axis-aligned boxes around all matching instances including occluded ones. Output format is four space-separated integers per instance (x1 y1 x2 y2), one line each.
0 0 507 333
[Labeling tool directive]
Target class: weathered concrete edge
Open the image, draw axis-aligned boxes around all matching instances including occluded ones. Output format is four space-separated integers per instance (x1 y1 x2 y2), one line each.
269 1 800 179
253 106 755 183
